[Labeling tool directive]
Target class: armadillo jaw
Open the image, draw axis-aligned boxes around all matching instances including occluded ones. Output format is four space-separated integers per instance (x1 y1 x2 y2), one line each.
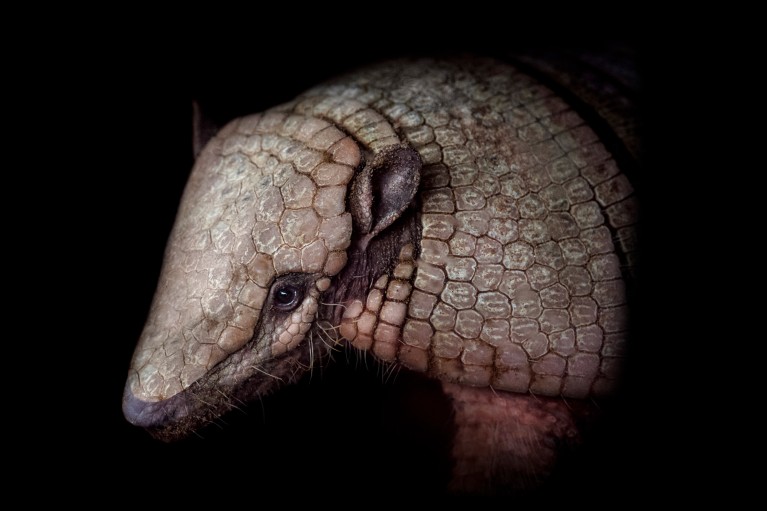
122 383 186 431
122 386 224 442
122 367 267 440
125 307 338 438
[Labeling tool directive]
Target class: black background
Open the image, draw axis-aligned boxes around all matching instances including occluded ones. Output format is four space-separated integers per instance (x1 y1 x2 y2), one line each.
31 7 694 506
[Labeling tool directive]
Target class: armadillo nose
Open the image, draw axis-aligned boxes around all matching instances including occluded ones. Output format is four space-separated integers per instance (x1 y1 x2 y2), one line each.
122 386 152 427
122 385 172 429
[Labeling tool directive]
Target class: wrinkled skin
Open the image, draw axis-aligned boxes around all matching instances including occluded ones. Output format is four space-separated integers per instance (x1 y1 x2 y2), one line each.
123 56 639 494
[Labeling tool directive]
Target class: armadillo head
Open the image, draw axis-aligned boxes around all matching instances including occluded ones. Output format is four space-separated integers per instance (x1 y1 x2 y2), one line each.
123 109 421 440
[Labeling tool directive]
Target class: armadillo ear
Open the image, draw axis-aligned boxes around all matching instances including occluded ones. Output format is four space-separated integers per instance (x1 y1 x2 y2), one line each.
349 145 422 244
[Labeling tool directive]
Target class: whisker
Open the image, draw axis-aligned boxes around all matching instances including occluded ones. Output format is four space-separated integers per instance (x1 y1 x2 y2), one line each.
316 320 343 343
307 331 315 382
383 362 402 385
190 393 216 408
249 365 284 382
217 389 247 415
318 300 349 309
256 395 267 423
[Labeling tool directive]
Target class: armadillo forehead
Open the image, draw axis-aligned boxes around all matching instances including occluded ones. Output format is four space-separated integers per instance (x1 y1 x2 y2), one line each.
128 112 360 402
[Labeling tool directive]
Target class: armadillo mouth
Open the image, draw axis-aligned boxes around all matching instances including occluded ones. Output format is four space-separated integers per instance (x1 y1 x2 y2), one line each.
122 385 193 430
122 344 309 441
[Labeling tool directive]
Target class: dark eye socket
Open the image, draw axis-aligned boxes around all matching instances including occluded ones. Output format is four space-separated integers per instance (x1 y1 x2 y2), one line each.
272 285 301 310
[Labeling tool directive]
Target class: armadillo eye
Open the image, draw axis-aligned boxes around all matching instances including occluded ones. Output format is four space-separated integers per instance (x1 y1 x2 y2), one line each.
272 285 301 310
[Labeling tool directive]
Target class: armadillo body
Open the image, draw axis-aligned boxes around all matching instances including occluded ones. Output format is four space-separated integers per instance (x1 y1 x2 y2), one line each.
123 56 638 493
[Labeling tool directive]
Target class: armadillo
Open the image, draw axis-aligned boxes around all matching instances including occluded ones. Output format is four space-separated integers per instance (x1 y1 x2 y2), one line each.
123 55 639 494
